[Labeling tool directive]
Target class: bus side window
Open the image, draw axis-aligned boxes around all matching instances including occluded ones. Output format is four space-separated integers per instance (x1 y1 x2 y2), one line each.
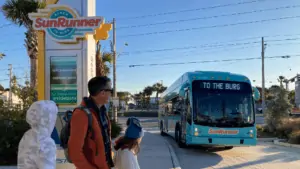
185 90 192 124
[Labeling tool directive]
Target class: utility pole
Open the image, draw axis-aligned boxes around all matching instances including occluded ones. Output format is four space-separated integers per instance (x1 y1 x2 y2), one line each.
8 64 12 106
261 37 266 114
112 18 118 122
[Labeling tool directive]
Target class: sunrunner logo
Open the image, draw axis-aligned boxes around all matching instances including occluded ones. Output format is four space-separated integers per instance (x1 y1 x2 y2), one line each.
208 128 239 135
29 5 103 43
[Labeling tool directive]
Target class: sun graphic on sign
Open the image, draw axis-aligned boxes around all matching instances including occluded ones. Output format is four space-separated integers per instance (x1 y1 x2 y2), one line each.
29 5 104 43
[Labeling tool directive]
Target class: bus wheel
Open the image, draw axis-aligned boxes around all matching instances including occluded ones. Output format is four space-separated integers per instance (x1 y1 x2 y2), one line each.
160 122 166 136
175 127 179 142
178 128 186 148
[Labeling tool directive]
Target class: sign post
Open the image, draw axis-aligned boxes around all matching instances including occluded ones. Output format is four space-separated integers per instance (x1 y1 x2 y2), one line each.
29 0 110 148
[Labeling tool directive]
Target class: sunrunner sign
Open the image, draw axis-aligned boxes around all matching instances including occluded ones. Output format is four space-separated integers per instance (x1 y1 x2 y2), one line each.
29 5 104 43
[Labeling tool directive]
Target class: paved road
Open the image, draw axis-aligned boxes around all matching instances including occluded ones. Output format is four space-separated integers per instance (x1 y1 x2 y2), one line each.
120 117 300 169
255 115 265 125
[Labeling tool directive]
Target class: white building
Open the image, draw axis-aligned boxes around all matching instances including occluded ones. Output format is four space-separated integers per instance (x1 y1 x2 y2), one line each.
0 90 22 106
127 95 136 105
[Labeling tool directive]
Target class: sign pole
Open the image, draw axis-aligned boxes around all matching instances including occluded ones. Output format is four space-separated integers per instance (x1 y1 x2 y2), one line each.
112 18 118 122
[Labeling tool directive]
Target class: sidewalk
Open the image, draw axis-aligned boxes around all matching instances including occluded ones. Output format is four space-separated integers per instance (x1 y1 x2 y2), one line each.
56 130 175 169
138 131 174 169
0 130 176 169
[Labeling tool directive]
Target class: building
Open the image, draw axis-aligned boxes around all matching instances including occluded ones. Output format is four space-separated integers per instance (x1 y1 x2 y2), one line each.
0 90 22 106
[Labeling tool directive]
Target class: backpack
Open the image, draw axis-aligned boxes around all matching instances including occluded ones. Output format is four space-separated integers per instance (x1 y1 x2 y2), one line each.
59 106 94 163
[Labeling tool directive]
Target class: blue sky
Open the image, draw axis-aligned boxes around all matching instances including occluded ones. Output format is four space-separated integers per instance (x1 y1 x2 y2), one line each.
1 0 300 94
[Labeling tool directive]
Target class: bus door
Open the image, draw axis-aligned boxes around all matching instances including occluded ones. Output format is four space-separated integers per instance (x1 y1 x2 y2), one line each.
181 88 191 138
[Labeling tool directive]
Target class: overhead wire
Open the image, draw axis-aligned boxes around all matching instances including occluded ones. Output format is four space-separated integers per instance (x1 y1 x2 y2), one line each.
126 54 299 68
119 16 300 37
120 37 300 55
117 0 270 20
118 4 300 29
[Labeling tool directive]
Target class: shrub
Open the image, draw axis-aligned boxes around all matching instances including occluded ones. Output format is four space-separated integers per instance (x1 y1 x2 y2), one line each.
256 125 263 132
265 86 293 132
275 118 300 143
0 113 29 165
288 130 300 144
111 120 122 139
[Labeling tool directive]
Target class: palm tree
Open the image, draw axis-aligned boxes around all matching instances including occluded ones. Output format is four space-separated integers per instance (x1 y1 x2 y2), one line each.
134 92 143 108
95 41 113 76
117 91 130 105
152 82 167 106
278 76 286 88
2 0 46 88
143 86 153 110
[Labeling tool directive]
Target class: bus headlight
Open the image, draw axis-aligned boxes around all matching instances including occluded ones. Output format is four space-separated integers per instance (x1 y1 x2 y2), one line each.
194 128 199 136
248 130 254 137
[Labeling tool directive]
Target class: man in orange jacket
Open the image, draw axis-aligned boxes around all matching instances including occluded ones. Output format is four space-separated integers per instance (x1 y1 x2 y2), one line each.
68 76 114 169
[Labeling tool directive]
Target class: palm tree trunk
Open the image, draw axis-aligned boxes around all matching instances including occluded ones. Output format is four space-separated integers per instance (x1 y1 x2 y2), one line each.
156 91 159 106
96 41 105 76
30 58 37 88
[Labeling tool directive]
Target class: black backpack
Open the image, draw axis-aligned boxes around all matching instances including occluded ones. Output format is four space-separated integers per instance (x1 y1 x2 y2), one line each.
59 106 94 163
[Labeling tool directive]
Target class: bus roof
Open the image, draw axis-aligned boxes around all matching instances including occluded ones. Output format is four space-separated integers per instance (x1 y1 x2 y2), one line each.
161 71 251 100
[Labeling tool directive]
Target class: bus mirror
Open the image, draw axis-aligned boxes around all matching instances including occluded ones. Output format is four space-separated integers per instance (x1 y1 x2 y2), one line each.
252 87 260 101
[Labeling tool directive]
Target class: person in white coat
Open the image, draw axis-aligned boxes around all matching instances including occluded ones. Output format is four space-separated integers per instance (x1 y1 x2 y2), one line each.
114 117 144 169
17 100 58 169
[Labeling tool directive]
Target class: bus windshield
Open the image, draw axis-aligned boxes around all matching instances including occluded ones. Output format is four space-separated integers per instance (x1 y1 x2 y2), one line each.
192 80 255 127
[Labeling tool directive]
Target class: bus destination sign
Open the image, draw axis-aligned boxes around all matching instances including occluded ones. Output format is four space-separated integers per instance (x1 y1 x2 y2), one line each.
201 81 241 90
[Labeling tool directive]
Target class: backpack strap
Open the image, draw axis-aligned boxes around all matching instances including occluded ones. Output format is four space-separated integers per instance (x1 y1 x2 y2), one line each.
76 106 94 139
76 106 98 156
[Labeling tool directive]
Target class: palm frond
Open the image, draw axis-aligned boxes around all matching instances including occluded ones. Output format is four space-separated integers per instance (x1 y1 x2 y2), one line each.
102 52 112 63
1 0 46 28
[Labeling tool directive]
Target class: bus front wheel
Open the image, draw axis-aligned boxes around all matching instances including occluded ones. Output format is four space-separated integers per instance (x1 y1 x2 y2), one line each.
160 121 166 136
175 126 186 148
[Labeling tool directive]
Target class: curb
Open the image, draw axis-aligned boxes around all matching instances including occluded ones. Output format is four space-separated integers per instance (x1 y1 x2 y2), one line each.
273 139 300 148
164 140 181 169
257 137 278 142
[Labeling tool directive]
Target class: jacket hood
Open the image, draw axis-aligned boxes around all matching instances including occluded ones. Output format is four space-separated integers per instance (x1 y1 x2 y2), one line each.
26 100 58 137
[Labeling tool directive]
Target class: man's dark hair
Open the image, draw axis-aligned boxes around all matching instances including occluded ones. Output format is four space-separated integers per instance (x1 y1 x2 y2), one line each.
88 76 111 96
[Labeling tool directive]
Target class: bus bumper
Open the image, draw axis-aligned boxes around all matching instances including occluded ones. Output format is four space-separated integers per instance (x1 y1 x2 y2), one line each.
186 136 257 146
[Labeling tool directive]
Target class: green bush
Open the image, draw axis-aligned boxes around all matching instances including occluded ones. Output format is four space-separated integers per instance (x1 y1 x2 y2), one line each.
0 109 29 165
111 120 122 139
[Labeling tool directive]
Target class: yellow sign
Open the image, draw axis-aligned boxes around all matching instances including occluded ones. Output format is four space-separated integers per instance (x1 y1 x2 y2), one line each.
94 23 112 41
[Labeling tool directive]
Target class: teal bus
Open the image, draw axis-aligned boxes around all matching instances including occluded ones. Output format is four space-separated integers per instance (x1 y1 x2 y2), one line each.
158 71 260 148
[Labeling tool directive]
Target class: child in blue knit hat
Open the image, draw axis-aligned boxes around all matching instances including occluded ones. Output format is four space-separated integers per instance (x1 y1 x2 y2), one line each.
114 117 144 169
